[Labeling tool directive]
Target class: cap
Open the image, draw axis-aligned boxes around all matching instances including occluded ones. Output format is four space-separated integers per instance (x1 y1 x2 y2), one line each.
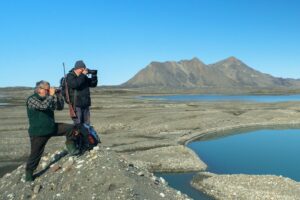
74 60 86 69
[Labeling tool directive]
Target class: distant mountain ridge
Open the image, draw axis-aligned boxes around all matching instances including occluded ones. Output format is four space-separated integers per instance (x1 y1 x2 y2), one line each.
122 57 300 89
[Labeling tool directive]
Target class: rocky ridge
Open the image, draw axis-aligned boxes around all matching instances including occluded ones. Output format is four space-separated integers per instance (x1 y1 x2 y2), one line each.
122 57 300 89
0 146 191 200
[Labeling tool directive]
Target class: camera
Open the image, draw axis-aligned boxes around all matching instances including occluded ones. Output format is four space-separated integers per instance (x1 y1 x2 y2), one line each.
87 69 98 75
55 88 61 94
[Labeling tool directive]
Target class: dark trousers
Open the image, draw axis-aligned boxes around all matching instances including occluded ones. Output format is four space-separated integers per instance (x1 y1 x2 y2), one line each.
73 107 90 125
25 123 74 172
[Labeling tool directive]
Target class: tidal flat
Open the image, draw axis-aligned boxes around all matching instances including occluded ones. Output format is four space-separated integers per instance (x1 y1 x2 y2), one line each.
1 87 300 199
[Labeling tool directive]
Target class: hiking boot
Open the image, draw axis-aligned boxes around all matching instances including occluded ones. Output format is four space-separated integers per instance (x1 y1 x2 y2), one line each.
65 141 80 156
25 170 34 182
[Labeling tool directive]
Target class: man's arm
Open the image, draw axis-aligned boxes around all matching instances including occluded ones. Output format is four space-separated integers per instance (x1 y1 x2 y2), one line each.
27 96 56 110
66 73 86 89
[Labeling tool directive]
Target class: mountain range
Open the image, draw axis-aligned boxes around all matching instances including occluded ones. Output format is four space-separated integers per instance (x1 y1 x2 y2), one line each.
122 57 300 89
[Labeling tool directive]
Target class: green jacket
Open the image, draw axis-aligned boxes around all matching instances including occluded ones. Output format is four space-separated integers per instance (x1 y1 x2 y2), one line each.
26 93 64 137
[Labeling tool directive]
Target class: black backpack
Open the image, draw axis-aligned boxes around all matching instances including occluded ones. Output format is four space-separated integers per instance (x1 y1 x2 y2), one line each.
75 124 101 151
85 124 101 146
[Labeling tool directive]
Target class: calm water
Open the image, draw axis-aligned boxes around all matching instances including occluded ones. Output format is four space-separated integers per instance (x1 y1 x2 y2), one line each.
158 129 300 199
188 129 300 181
141 94 300 102
155 172 212 200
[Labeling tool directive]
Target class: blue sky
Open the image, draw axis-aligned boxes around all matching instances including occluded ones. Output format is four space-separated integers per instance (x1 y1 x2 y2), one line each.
0 0 299 87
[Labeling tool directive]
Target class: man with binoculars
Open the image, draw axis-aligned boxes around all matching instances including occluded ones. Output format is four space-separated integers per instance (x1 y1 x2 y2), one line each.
25 80 81 181
66 60 98 125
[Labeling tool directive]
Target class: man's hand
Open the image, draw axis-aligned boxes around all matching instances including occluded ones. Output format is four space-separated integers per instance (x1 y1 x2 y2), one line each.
82 68 88 75
49 87 56 96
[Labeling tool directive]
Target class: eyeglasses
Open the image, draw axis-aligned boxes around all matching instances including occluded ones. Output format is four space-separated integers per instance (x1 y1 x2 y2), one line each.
40 88 50 92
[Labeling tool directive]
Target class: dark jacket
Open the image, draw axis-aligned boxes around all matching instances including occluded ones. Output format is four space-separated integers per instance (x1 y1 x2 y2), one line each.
66 70 98 108
26 93 64 136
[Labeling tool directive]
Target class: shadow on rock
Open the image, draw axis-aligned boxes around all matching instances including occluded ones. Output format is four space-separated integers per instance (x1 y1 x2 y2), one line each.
34 150 68 179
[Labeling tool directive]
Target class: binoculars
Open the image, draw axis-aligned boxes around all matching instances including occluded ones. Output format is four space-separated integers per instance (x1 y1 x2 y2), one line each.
55 88 61 94
87 69 97 75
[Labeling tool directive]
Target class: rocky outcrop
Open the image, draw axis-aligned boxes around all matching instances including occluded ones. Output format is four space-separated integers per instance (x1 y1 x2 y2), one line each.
191 172 300 200
0 146 191 200
122 145 207 172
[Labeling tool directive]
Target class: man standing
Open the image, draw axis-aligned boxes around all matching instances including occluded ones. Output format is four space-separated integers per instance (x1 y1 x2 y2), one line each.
25 80 80 182
66 60 98 125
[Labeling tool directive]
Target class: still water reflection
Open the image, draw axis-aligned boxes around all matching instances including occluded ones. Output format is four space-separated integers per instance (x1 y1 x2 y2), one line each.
188 129 300 181
158 128 300 199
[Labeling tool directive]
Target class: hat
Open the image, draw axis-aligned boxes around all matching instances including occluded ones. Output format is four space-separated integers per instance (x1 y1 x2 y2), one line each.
74 60 86 69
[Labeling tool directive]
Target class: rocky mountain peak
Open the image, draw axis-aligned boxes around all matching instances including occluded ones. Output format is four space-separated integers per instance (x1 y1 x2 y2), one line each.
122 56 300 89
190 57 202 63
227 56 239 62
216 56 244 66
178 57 205 65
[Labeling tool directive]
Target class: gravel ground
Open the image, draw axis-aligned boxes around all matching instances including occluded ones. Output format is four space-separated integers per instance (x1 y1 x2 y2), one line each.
2 88 300 199
191 172 300 200
0 146 191 200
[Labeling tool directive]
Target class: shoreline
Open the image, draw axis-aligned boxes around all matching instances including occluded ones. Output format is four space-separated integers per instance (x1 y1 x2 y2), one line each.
182 121 300 145
1 88 300 199
2 122 300 176
180 123 300 199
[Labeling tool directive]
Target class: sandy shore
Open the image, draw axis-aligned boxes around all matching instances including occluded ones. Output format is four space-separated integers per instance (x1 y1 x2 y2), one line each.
1 88 300 199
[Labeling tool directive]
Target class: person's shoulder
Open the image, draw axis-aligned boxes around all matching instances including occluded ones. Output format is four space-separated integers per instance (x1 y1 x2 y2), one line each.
27 93 36 99
67 70 76 77
26 93 38 104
